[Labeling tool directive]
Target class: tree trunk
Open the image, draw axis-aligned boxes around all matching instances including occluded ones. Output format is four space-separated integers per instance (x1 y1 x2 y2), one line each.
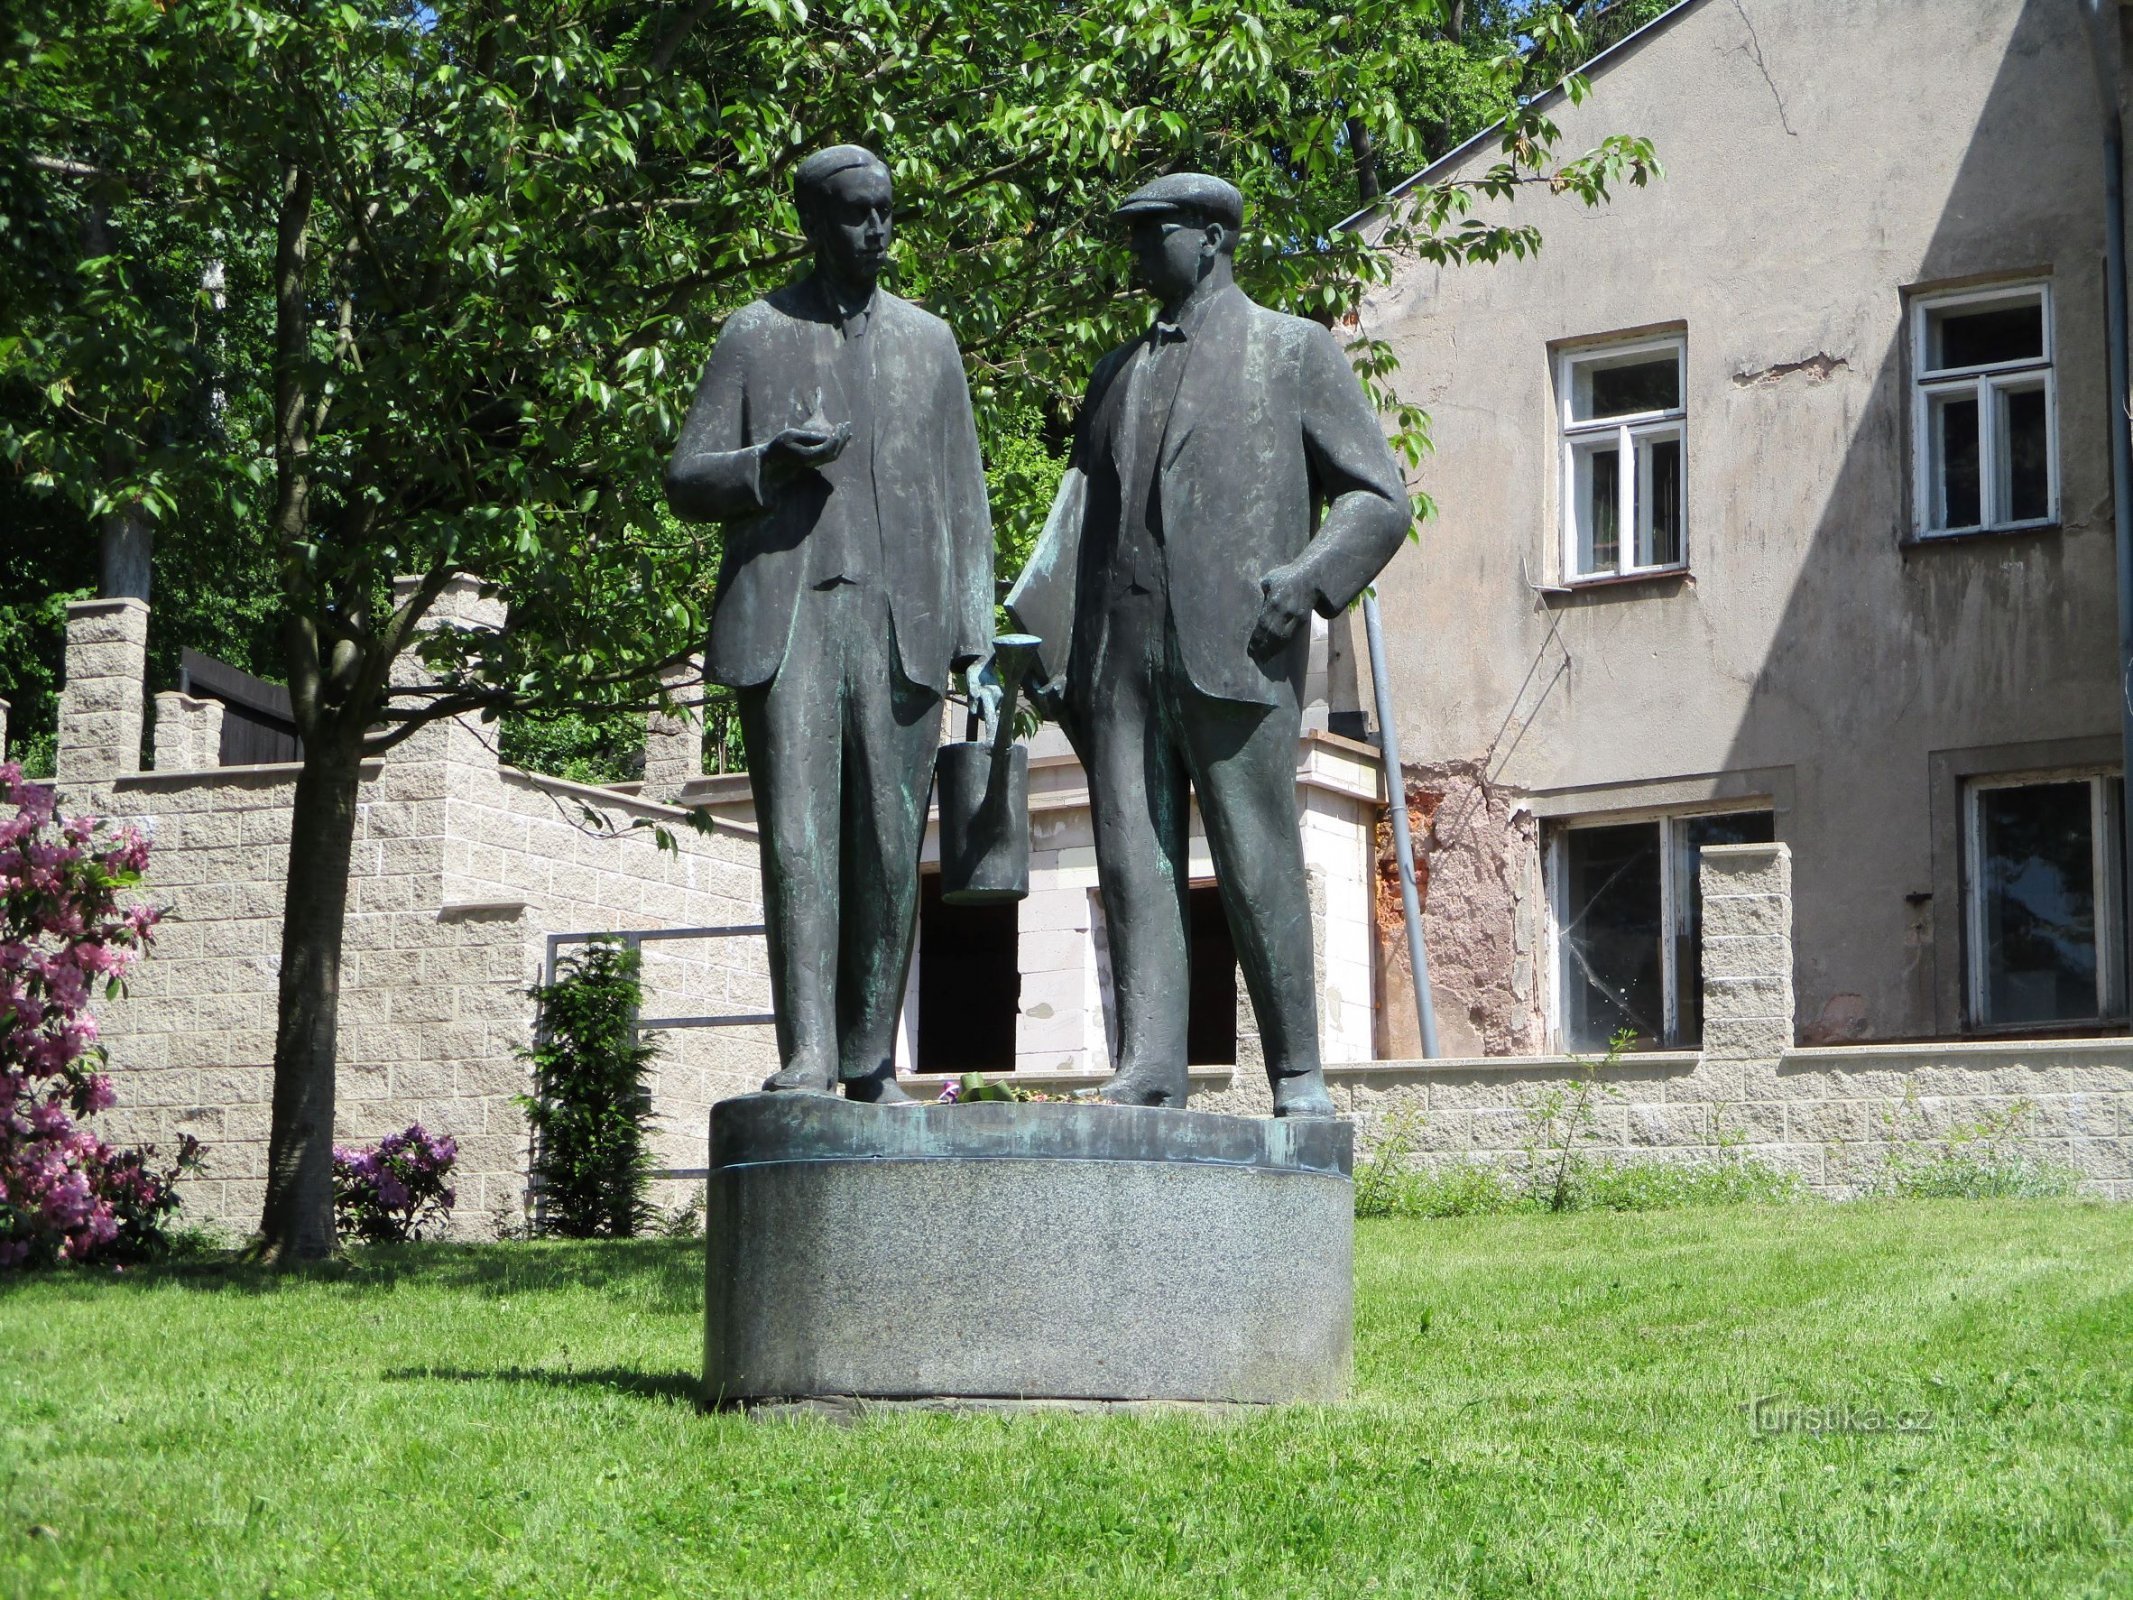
98 504 153 601
83 197 156 603
1346 115 1382 206
257 726 363 1260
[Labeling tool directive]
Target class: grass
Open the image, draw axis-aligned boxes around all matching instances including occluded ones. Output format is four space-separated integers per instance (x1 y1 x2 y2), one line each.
4 1202 2131 1598
1353 1151 1811 1217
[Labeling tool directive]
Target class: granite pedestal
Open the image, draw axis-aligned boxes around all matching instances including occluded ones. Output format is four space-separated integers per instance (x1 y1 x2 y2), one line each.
703 1094 1354 1408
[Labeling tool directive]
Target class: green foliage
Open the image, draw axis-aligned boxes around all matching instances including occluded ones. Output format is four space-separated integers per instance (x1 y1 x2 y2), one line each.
1519 1027 1631 1212
1567 1154 1806 1211
980 404 1070 588
1354 1116 1520 1217
1 0 1659 756
1874 1098 2082 1201
0 0 1661 760
945 1072 1082 1104
519 940 660 1239
2 0 1659 1242
1355 1139 1804 1220
1580 0 1682 58
0 585 84 777
656 1183 706 1240
497 710 646 788
1357 1069 2099 1218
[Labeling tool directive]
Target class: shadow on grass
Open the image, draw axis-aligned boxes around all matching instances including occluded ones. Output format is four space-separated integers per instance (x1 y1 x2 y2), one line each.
384 1363 704 1407
0 1237 705 1314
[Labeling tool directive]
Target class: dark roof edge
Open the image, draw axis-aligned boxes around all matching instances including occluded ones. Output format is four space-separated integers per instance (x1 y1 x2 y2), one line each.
1332 0 1708 236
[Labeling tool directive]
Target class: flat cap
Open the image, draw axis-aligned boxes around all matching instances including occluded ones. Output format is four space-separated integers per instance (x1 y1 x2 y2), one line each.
1110 172 1243 230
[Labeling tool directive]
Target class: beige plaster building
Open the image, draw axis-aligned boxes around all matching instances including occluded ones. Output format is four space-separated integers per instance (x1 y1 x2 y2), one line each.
1360 0 2133 1057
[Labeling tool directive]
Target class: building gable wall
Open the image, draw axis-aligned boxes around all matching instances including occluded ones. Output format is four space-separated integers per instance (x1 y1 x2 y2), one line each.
1363 0 2116 1046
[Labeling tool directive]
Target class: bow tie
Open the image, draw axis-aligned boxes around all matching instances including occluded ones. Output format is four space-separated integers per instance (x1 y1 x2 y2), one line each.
1153 321 1187 345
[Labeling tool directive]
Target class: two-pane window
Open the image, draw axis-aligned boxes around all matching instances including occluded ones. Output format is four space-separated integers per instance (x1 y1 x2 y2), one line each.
1965 774 2123 1027
1913 284 2056 536
1551 808 1775 1052
1559 337 1687 581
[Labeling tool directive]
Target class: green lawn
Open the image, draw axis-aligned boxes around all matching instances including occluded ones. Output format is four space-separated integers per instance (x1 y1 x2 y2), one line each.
4 1202 2131 1598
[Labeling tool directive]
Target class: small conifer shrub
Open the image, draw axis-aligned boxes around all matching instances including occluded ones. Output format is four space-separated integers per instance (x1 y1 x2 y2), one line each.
520 940 659 1237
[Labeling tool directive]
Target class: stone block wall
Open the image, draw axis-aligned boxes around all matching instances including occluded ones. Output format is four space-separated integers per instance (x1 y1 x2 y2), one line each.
37 591 2133 1239
151 691 224 772
1201 842 2133 1196
51 589 770 1237
641 653 705 805
81 752 771 1232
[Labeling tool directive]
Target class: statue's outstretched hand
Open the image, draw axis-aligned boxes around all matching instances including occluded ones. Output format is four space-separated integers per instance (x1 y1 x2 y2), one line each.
760 422 851 483
1025 675 1066 724
760 391 850 485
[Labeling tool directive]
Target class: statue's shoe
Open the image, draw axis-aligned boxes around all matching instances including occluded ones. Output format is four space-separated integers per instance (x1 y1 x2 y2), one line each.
1097 1065 1190 1108
760 1062 837 1096
1271 1069 1338 1119
843 1071 915 1106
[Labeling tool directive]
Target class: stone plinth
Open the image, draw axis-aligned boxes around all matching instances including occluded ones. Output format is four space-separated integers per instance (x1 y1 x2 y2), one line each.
58 597 149 784
152 691 225 772
704 1095 1354 1408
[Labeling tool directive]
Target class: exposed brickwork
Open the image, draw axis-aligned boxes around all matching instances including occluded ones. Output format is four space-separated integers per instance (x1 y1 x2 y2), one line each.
1376 760 1545 1059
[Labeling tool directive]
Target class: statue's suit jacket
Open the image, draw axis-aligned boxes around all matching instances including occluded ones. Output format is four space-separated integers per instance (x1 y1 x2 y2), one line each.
1008 284 1409 709
666 281 993 693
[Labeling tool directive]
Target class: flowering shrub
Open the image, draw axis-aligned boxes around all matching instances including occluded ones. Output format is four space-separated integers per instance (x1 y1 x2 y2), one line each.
1 760 197 1269
332 1124 459 1244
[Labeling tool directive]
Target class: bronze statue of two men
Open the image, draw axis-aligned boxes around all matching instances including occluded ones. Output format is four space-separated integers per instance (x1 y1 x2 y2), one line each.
666 148 1409 1119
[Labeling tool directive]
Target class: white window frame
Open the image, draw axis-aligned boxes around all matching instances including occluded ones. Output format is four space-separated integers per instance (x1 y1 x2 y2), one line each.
1963 769 2123 1028
1557 334 1689 583
1911 281 2058 538
1546 804 1771 1050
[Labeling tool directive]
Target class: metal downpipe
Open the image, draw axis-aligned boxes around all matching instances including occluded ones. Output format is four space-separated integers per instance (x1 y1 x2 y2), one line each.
2079 0 2133 1010
1363 591 1440 1058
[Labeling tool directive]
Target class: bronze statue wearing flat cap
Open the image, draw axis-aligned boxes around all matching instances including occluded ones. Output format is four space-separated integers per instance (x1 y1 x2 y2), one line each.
666 144 998 1105
1007 173 1410 1117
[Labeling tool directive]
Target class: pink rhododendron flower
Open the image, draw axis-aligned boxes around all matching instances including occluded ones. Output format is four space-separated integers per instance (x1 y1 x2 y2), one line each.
332 1124 459 1244
1 775 191 1269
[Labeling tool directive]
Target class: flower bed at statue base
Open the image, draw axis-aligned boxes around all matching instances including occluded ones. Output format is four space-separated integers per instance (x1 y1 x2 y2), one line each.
0 761 199 1269
936 1072 1093 1104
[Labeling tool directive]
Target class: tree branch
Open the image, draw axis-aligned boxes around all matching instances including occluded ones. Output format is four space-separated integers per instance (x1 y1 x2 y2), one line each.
272 154 320 735
648 0 721 75
28 152 107 180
